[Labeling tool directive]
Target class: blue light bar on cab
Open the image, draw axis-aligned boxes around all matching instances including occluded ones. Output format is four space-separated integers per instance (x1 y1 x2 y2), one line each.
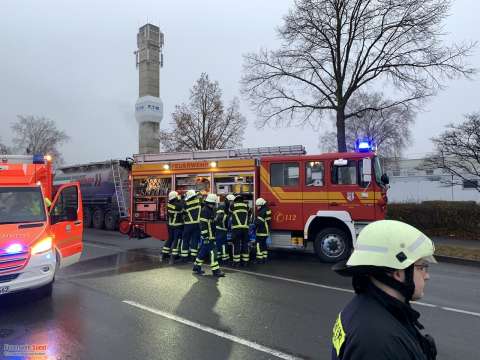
5 243 24 254
355 138 376 153
33 154 45 164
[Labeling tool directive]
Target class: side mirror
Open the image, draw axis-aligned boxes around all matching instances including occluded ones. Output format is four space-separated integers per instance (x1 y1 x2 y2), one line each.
362 158 372 183
381 174 390 185
333 159 348 166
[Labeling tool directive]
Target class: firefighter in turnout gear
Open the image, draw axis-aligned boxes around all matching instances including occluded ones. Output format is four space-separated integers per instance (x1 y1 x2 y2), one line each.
331 220 437 360
182 189 201 261
192 193 225 277
231 194 250 267
163 191 183 260
215 194 235 262
254 197 271 263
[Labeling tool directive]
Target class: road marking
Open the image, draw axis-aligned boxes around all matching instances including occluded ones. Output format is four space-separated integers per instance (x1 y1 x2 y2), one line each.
440 307 480 317
123 300 305 360
412 301 437 308
228 268 354 294
227 268 480 318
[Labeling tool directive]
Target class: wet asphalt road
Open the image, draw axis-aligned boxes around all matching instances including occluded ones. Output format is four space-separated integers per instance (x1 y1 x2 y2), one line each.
0 229 479 360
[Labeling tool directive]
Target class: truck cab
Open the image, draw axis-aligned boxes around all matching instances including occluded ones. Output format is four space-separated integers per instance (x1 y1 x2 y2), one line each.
260 145 389 262
0 155 83 297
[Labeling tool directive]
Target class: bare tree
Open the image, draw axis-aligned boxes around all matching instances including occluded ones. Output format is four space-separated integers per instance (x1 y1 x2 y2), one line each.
160 73 247 151
11 115 70 165
422 113 480 192
242 0 476 152
0 137 10 155
319 92 414 157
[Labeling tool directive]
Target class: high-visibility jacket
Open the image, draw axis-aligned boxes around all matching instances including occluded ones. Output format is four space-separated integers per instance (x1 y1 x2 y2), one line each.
215 204 229 233
255 206 272 236
167 199 184 227
183 197 201 224
232 201 249 230
199 204 215 241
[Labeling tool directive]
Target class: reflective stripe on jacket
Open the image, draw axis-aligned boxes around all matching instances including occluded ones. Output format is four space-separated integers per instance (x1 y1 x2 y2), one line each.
232 202 249 230
184 197 201 224
199 205 215 240
215 205 229 232
167 200 184 227
255 206 271 236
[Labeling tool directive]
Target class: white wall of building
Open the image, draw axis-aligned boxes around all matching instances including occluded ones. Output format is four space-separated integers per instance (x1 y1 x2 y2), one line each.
388 175 480 203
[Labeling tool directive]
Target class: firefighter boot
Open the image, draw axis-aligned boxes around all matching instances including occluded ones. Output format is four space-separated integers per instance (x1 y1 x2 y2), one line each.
212 269 225 277
192 265 205 275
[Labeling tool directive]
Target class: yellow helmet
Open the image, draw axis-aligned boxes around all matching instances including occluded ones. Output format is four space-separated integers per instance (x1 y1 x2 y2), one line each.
346 220 437 270
185 189 197 200
168 191 179 201
255 198 267 206
205 193 218 204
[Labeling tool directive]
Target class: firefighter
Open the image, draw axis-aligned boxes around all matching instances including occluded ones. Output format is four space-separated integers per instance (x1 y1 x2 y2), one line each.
254 197 271 263
192 193 225 277
331 220 437 360
162 191 183 261
231 194 250 267
215 194 235 263
182 189 201 262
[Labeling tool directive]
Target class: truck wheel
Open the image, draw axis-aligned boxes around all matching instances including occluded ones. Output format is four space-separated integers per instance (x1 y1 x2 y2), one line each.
104 210 118 231
83 207 93 228
314 227 350 263
92 208 105 229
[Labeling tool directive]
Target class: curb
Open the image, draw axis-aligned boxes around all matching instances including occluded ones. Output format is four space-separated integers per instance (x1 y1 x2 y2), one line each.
435 255 480 268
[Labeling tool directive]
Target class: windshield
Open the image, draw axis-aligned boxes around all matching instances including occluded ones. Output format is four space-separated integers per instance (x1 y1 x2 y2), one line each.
373 156 383 185
0 187 46 224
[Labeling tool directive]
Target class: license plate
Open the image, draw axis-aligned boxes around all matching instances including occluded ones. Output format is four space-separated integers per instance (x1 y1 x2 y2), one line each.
0 286 10 295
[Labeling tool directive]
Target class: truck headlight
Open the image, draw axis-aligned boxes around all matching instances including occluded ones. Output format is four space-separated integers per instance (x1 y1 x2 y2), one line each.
31 237 53 255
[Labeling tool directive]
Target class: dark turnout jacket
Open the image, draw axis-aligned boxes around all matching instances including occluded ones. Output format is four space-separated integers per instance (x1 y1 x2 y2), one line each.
331 282 436 360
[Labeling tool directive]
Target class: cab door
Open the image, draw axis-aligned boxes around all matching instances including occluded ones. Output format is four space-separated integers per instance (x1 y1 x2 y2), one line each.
330 158 376 221
259 160 303 231
50 183 83 268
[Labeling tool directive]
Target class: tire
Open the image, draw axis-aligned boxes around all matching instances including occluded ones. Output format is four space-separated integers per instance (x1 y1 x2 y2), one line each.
92 208 105 229
314 227 350 263
83 207 93 228
104 210 118 231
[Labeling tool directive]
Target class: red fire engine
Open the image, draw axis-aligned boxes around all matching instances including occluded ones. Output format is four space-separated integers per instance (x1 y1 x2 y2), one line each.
0 154 83 297
123 143 388 262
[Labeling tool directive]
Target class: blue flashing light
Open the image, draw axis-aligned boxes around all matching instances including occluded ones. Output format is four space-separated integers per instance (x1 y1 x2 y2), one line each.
5 243 24 254
33 154 45 164
355 138 376 153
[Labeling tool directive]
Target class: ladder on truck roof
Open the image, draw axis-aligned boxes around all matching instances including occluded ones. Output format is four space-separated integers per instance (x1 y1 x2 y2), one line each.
0 154 46 164
134 145 306 163
111 160 129 219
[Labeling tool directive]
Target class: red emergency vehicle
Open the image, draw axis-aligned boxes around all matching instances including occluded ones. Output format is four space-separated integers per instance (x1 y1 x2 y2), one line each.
123 143 388 262
0 154 83 297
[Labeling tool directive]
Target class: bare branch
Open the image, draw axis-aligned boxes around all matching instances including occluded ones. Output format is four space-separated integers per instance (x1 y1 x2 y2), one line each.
242 0 477 151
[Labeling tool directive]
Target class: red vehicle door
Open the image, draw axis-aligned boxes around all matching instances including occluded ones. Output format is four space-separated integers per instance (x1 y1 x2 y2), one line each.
259 159 303 231
49 183 83 267
329 157 376 221
302 159 329 218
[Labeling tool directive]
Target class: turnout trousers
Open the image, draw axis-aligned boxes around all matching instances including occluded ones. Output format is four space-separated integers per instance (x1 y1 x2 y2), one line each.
232 228 250 264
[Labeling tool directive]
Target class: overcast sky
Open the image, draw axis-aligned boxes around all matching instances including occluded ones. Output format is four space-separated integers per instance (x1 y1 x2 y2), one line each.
1 0 479 165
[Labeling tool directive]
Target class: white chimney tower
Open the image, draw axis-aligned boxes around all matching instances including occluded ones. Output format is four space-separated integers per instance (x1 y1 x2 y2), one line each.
134 23 164 154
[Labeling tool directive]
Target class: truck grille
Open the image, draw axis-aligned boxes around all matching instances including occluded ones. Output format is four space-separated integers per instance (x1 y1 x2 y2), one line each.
0 251 29 274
